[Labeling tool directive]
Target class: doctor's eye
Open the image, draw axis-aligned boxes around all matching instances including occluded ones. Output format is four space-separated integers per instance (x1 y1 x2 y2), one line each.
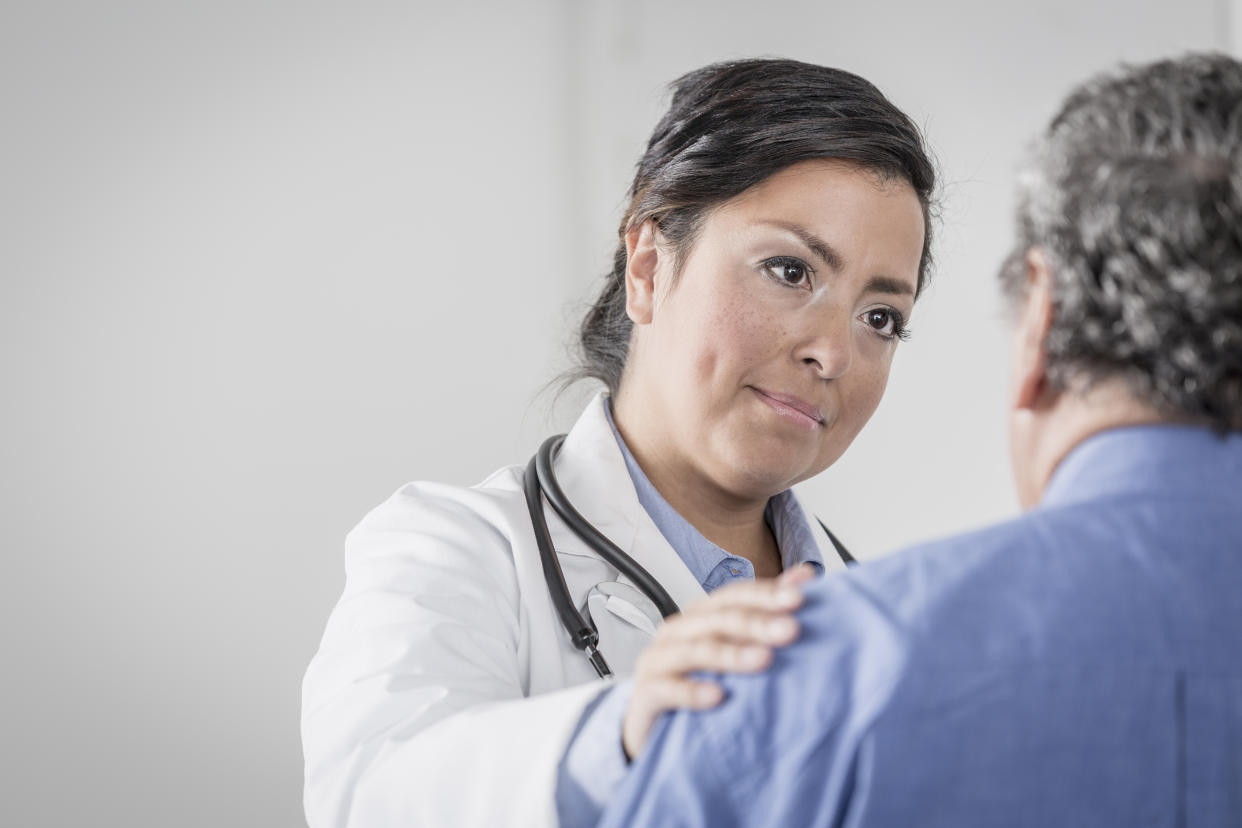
761 256 813 289
861 308 911 341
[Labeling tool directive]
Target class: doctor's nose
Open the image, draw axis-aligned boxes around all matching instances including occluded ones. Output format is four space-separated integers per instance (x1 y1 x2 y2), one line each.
794 318 854 380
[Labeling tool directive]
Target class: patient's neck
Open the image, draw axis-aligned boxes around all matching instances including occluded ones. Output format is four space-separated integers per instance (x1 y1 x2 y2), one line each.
1015 381 1176 508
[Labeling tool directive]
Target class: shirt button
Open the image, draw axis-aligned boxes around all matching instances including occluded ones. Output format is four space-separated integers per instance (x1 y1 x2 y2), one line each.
730 568 740 575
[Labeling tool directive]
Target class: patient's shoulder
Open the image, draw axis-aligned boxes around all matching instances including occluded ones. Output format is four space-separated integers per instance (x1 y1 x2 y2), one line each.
805 514 1038 631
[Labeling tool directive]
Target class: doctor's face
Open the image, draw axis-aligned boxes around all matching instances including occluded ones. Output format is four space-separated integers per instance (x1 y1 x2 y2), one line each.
618 158 925 501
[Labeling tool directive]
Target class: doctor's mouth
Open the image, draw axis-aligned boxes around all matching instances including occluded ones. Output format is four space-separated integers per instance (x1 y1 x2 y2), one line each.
749 386 827 430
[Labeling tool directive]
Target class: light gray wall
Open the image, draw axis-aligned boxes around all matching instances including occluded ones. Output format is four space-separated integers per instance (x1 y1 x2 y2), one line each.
0 2 1228 825
1236 0 1242 55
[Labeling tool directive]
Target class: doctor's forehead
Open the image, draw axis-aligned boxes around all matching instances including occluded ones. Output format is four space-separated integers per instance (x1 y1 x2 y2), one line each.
707 163 924 276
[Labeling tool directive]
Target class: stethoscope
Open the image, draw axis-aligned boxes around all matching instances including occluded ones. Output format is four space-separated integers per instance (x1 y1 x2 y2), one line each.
523 434 856 679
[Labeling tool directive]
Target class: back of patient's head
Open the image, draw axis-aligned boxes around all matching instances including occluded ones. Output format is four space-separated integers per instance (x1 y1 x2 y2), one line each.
1000 53 1242 432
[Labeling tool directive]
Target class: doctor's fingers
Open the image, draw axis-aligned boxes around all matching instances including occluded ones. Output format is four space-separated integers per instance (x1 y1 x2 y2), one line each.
682 576 809 617
655 606 801 648
631 676 725 715
636 636 777 680
622 676 724 759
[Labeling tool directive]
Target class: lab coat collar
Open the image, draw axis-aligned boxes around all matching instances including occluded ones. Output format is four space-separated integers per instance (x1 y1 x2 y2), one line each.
552 392 708 612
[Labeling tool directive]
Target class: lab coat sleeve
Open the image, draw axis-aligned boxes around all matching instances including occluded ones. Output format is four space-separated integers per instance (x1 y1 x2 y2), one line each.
301 483 608 827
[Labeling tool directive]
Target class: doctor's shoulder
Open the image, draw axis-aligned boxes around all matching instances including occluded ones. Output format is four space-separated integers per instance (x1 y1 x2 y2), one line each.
342 464 533 590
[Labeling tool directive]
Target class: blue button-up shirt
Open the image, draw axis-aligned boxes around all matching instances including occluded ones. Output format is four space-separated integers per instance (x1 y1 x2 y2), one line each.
555 400 825 825
599 425 1242 827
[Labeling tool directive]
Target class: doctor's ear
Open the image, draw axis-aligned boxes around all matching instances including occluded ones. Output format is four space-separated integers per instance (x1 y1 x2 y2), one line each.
1011 248 1056 412
624 219 665 326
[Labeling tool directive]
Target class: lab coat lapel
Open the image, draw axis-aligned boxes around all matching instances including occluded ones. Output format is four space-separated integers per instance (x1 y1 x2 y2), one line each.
551 393 707 613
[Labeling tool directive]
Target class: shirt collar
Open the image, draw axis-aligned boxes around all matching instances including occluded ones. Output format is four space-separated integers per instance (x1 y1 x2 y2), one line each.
1041 424 1242 510
603 397 824 585
767 491 826 573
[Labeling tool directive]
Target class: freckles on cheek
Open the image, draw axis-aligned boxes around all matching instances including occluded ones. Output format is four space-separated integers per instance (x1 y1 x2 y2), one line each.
727 302 779 361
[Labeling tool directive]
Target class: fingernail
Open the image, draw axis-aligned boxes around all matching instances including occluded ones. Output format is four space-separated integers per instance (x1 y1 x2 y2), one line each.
697 684 724 705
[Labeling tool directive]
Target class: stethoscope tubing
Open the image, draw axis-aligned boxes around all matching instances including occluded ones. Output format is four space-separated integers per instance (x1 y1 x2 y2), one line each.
523 438 612 678
535 436 680 617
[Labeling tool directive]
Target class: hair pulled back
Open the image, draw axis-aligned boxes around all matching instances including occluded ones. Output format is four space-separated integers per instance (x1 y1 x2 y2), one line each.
574 58 938 394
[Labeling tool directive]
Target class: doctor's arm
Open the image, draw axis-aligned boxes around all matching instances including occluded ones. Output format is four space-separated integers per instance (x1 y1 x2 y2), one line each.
301 486 607 828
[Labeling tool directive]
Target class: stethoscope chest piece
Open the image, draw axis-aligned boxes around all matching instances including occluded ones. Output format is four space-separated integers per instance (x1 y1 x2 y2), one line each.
584 581 662 637
581 581 663 671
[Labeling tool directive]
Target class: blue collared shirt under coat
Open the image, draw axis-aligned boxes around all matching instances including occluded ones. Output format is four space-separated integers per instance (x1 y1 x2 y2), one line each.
555 399 826 825
599 425 1242 827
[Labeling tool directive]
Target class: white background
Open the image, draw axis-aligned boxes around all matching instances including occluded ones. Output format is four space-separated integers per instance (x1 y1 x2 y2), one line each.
2 2 1235 825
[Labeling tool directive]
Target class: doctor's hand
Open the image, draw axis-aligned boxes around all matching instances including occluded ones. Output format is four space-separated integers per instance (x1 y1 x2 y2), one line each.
621 563 816 761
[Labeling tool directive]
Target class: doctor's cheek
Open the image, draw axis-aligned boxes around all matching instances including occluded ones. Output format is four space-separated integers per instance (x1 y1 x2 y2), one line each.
620 564 816 760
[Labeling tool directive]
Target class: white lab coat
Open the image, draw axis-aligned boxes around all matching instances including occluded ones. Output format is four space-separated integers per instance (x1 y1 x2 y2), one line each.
301 393 848 827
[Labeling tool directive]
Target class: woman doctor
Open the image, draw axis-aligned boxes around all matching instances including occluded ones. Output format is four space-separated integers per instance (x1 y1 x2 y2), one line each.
302 58 936 827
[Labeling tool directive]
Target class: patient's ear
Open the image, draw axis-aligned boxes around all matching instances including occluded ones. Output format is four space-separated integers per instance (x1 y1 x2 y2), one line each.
1012 248 1055 411
624 220 662 326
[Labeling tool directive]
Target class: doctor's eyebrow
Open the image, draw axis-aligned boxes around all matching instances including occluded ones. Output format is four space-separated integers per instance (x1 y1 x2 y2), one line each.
759 220 916 297
864 276 916 297
760 220 843 271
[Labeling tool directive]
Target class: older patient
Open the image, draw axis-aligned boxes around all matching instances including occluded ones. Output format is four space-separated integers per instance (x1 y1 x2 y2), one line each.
600 53 1242 827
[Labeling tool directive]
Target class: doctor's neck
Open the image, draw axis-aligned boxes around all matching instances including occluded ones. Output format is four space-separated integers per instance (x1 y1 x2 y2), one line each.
610 393 784 578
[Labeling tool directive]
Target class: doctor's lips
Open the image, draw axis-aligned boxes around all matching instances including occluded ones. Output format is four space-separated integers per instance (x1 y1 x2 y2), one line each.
750 387 825 427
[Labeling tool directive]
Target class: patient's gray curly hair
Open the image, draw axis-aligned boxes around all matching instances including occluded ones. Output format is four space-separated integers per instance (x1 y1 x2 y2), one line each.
1000 52 1242 432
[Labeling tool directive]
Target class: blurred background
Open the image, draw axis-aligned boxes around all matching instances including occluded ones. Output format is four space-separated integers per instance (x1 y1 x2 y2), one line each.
2 1 1236 825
